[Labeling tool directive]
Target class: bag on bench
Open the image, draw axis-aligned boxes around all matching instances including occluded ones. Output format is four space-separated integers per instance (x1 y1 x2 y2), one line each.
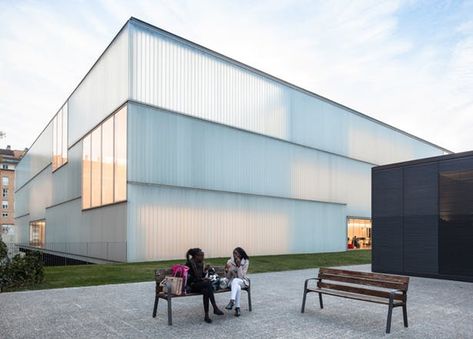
171 264 190 294
160 276 183 295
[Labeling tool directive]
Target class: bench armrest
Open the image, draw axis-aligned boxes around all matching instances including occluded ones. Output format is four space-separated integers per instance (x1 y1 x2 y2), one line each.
304 278 318 290
390 289 407 302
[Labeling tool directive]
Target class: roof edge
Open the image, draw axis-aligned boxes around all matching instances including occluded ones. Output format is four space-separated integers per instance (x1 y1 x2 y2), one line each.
373 150 473 170
129 16 452 154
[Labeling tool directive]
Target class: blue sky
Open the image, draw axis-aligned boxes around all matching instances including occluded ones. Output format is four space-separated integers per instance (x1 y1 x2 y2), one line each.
1 0 472 152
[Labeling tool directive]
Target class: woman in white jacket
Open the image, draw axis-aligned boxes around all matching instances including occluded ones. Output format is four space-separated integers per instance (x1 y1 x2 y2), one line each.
224 247 250 317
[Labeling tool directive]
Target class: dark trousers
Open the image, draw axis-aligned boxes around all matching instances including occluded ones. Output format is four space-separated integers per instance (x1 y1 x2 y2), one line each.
191 280 217 314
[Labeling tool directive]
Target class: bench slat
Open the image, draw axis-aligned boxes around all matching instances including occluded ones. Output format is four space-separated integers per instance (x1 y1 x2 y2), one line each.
318 273 408 290
157 286 249 298
316 282 404 301
319 268 409 285
311 287 404 305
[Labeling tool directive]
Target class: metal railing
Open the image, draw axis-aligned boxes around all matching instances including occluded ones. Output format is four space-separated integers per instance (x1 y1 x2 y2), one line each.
17 242 127 263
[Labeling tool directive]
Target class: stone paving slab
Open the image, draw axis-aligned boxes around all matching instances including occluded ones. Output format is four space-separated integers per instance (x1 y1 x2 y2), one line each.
1 264 473 338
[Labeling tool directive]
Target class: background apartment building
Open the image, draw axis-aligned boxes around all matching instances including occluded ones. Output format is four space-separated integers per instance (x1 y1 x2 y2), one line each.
1 145 25 243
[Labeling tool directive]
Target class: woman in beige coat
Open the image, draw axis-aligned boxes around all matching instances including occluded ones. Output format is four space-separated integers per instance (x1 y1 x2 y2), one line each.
224 247 250 317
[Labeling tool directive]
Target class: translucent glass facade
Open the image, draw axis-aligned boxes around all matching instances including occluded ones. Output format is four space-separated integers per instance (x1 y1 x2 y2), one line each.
127 184 346 261
129 20 447 166
14 18 448 263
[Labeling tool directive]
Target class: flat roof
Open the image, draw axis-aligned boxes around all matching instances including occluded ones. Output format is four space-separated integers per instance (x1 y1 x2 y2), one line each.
373 150 473 171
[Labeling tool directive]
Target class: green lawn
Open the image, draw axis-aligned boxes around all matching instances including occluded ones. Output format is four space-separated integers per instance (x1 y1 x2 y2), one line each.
10 250 371 291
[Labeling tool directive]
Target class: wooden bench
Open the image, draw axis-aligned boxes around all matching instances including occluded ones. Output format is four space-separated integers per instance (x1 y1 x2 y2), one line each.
152 266 252 325
301 268 409 334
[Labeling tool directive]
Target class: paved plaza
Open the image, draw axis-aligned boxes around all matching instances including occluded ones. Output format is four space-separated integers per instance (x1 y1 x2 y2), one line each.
1 264 473 338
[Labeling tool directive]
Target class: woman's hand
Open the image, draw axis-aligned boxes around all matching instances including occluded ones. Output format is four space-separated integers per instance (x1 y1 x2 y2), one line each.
235 257 241 267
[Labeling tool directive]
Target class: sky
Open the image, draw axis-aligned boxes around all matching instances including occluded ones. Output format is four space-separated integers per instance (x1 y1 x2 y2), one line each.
0 0 472 152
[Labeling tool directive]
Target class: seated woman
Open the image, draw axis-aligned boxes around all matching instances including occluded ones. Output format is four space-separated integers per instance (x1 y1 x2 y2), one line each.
225 247 250 317
185 248 224 323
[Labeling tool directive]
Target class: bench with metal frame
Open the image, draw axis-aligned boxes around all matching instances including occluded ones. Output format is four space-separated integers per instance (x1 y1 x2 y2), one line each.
301 268 409 334
152 266 252 325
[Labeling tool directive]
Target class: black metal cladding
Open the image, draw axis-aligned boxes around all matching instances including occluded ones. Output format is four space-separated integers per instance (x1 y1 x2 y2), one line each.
372 151 473 282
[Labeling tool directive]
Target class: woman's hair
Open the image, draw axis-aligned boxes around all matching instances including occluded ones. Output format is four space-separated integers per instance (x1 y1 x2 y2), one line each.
234 247 249 260
186 248 203 262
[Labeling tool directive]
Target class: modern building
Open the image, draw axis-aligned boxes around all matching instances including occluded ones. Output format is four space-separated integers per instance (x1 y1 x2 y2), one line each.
372 151 473 282
1 146 25 242
15 17 449 263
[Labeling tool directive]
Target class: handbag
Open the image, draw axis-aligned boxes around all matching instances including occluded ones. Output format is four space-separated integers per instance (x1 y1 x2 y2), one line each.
171 264 190 294
160 276 184 295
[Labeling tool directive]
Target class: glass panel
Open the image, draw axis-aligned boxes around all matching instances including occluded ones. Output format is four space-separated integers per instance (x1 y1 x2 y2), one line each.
2 177 8 186
57 110 63 168
82 135 91 209
347 218 372 249
102 117 114 205
114 106 127 202
91 127 102 207
62 106 68 164
52 116 57 170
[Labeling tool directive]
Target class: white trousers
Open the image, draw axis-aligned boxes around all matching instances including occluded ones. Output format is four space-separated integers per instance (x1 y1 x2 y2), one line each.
230 278 245 308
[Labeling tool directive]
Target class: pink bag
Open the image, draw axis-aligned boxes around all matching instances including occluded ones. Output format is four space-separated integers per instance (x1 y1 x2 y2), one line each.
171 264 190 294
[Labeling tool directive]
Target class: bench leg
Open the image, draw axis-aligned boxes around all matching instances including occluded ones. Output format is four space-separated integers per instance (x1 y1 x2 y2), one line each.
318 292 324 309
167 294 172 325
247 288 252 312
386 302 393 334
301 289 308 313
402 304 408 328
152 294 159 318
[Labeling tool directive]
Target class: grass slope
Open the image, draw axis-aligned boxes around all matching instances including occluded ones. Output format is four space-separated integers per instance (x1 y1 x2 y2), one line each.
9 250 371 291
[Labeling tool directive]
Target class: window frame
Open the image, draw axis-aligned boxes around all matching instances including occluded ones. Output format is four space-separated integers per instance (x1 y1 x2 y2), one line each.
82 105 127 210
52 103 69 172
29 219 46 247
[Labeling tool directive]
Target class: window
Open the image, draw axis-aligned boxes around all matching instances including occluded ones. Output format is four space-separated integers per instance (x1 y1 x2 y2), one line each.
2 176 8 186
1 164 8 169
2 224 14 235
2 201 7 209
29 220 45 247
102 117 114 205
2 212 7 218
52 103 68 170
2 188 7 198
82 106 127 209
91 126 102 207
347 218 372 249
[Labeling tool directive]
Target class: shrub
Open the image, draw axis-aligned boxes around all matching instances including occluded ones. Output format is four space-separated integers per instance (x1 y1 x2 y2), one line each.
0 236 7 263
0 237 44 292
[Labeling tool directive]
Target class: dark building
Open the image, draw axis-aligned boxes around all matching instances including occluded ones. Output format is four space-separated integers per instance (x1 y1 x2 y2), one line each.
372 151 473 282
